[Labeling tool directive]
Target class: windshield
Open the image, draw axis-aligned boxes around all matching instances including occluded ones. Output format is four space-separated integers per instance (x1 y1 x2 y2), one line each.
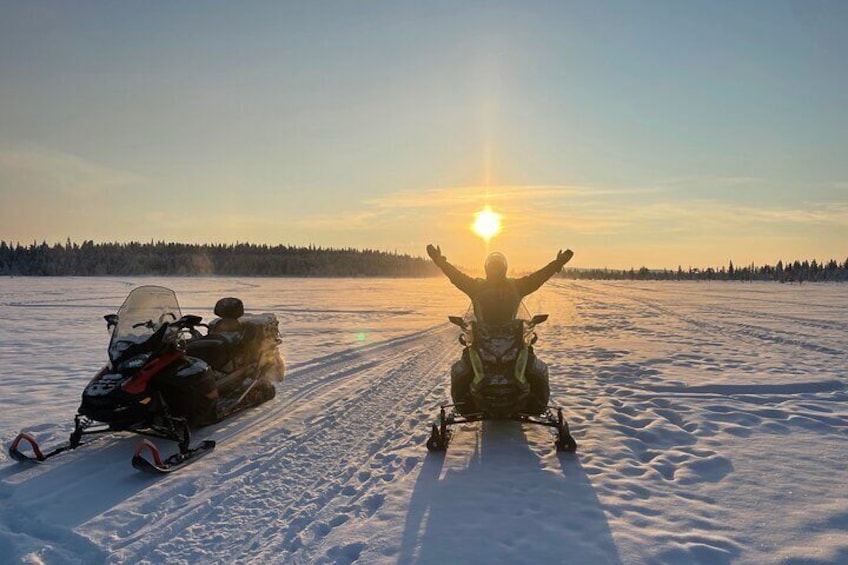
462 300 532 325
108 285 181 363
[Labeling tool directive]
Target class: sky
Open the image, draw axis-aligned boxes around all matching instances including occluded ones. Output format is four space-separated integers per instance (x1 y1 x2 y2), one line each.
1 1 846 270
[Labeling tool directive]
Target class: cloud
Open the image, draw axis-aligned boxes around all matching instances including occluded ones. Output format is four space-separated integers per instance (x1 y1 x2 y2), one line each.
285 183 848 269
631 200 848 231
367 185 586 209
0 147 144 198
292 209 385 231
291 183 848 244
659 174 766 187
367 184 659 210
293 184 662 235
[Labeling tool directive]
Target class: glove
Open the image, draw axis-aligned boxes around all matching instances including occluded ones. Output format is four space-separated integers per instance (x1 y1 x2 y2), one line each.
427 244 446 266
556 249 574 269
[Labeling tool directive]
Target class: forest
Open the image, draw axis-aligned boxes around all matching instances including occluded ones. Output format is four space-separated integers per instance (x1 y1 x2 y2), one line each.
0 240 438 277
1 240 845 282
560 259 848 282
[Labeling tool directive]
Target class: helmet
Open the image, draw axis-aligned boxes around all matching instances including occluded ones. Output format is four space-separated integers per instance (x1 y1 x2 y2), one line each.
484 252 508 278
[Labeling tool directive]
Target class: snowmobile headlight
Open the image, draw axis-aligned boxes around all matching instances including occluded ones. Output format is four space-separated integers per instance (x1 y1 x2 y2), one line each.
500 349 517 362
479 349 497 363
120 354 149 370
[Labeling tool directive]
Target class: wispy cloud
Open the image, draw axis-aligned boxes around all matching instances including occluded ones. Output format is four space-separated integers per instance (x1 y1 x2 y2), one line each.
370 185 599 237
292 210 385 231
294 184 661 234
366 184 659 210
0 147 144 198
659 174 766 187
292 183 848 242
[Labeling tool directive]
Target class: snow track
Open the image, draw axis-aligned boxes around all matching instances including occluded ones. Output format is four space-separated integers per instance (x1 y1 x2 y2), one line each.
79 325 456 564
2 278 847 564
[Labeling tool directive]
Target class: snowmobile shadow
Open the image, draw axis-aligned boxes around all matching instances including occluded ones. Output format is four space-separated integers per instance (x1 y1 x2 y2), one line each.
400 421 622 564
0 437 166 530
0 384 289 537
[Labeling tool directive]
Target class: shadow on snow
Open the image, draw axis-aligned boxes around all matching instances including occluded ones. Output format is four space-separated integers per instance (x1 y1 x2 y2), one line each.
398 421 622 564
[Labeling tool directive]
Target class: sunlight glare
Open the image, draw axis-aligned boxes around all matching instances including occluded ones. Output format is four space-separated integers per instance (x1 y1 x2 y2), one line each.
472 206 502 241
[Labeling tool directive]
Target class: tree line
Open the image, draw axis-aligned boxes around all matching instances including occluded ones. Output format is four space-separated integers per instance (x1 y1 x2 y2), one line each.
2 240 845 282
0 240 439 277
561 258 848 283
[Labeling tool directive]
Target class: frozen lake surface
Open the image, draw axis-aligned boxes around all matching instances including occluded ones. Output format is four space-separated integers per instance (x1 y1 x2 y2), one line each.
1 277 846 564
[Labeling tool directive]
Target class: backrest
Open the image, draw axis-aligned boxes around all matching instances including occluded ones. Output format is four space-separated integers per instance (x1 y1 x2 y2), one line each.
210 297 244 334
214 297 244 319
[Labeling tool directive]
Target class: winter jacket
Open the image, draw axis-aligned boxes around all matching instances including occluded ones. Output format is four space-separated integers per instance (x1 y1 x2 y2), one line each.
435 259 563 325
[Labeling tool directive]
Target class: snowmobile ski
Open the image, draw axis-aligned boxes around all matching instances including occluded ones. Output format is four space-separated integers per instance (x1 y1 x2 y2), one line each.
426 404 577 453
8 416 97 463
131 439 216 474
8 432 58 463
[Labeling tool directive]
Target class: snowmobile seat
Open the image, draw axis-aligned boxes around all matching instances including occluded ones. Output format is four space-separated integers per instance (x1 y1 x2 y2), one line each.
185 335 234 371
209 318 241 333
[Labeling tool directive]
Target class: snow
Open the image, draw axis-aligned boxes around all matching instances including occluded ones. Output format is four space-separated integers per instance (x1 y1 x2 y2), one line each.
1 277 847 564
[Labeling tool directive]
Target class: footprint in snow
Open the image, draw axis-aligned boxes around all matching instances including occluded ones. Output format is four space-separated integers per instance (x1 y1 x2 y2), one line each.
322 541 367 565
359 493 385 518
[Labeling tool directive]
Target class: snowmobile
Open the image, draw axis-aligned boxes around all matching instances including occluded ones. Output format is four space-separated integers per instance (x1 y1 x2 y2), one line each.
8 285 285 473
426 303 577 452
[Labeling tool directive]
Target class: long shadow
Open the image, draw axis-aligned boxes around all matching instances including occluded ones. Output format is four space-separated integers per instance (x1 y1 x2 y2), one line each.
399 421 623 564
1 401 287 530
1 437 159 524
0 435 165 564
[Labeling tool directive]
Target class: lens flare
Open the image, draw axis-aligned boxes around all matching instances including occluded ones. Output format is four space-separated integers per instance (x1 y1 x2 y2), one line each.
472 206 502 241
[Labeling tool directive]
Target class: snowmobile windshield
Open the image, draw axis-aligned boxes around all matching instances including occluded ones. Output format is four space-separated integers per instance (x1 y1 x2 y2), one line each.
462 301 532 327
108 286 182 364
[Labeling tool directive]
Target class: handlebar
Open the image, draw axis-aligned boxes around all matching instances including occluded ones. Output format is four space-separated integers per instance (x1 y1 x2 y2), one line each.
448 314 548 330
129 315 205 332
120 314 209 330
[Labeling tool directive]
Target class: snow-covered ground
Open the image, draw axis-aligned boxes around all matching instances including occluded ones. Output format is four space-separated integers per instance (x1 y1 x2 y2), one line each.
1 277 846 564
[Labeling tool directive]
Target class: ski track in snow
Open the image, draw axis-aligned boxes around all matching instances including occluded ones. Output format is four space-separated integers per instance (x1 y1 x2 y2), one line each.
94 326 455 564
1 278 847 564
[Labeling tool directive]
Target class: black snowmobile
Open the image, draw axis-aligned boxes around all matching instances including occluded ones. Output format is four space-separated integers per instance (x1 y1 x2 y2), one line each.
426 303 577 452
8 285 286 473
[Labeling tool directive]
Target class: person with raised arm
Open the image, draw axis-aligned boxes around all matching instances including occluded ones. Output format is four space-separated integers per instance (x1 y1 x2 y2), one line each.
426 244 573 413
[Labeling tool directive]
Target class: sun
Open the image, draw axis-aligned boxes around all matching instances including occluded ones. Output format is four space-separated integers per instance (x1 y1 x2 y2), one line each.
472 206 502 241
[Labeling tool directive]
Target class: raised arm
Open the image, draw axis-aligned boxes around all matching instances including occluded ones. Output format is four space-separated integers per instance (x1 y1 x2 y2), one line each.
427 244 477 296
515 249 574 297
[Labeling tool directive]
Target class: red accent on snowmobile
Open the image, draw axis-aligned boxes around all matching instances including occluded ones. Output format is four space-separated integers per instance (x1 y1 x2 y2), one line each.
132 439 216 474
121 351 184 394
8 432 45 461
133 439 165 467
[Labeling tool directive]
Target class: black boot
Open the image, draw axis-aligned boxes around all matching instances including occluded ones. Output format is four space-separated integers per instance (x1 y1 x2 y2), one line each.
525 349 550 414
450 350 476 415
